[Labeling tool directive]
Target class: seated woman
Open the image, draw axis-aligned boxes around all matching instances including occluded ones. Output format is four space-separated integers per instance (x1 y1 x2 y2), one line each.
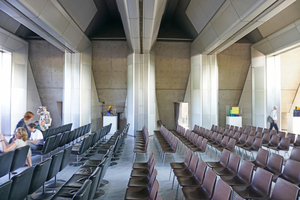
36 119 47 131
28 123 44 150
0 127 32 167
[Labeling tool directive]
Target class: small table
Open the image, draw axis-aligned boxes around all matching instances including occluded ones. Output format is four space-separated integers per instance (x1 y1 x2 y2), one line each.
226 116 242 127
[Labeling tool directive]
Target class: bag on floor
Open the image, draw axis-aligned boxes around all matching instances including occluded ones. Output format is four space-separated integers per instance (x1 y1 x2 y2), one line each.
267 116 273 123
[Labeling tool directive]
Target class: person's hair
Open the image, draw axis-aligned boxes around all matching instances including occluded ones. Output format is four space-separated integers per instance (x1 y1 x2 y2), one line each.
274 106 278 109
28 123 36 129
24 111 34 120
16 127 28 141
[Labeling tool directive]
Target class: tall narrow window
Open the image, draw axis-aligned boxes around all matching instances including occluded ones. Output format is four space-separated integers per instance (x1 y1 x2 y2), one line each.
0 51 12 136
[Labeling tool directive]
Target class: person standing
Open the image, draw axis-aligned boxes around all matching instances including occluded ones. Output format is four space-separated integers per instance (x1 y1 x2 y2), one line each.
269 106 279 133
37 106 51 128
11 111 34 142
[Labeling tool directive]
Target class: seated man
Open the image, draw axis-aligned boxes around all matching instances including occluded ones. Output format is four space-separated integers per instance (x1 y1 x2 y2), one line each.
28 123 44 150
36 119 47 131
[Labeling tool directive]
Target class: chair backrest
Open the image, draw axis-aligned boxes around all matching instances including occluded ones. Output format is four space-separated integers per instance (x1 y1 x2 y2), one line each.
267 153 283 173
262 133 270 143
239 134 247 143
28 158 52 195
221 136 229 147
252 138 262 149
269 135 280 146
0 150 14 178
189 154 199 174
270 130 277 136
252 167 273 198
226 138 236 152
237 160 254 184
73 180 92 200
295 135 300 146
257 127 263 132
277 131 286 139
211 179 232 200
202 168 217 198
255 148 269 166
87 167 102 200
249 130 256 136
211 132 218 142
200 138 208 151
278 138 290 150
195 160 207 185
196 136 203 147
184 149 193 166
255 132 263 138
286 133 296 144
149 180 159 200
9 167 34 200
46 150 64 181
233 132 240 140
270 177 299 200
219 149 231 166
0 180 12 200
228 130 234 138
290 147 300 162
281 159 300 184
60 145 72 171
245 135 254 146
227 153 240 173
216 134 223 144
10 145 30 172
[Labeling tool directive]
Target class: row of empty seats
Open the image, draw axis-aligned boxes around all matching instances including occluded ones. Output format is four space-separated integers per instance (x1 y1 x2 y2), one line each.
154 125 178 165
133 125 149 162
125 150 161 200
42 123 73 140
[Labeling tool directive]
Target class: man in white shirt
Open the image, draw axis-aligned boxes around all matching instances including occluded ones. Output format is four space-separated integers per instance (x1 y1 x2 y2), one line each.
28 123 44 150
269 106 279 133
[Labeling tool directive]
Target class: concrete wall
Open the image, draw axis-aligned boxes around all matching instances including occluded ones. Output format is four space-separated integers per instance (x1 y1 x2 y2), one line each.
92 41 128 130
280 48 300 130
155 42 191 130
91 73 102 131
217 43 251 128
28 40 64 128
27 61 42 123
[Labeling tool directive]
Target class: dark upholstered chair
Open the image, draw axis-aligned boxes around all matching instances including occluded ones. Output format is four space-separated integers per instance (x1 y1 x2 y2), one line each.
221 160 254 186
8 167 34 200
264 153 283 181
10 145 29 179
206 149 230 168
269 177 299 200
251 148 268 169
181 168 217 200
212 153 240 176
289 147 300 162
0 150 14 178
211 179 232 200
232 167 273 200
0 180 12 200
276 159 300 184
28 158 52 199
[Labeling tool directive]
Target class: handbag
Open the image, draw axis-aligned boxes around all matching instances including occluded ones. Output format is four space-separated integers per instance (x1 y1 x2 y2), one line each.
267 116 273 123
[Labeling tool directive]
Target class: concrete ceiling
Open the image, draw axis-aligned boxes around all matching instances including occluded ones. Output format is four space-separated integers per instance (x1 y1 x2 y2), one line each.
0 0 300 54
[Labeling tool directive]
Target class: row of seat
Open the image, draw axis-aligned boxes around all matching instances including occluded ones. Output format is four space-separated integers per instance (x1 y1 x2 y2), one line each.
0 145 72 200
207 149 299 200
133 125 149 162
0 145 30 179
170 127 208 160
154 125 178 165
32 123 93 161
51 144 115 199
42 123 73 140
71 124 111 166
125 150 161 200
170 147 299 200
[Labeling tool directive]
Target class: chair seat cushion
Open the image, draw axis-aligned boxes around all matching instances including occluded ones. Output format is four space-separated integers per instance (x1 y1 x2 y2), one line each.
64 174 89 187
182 186 211 200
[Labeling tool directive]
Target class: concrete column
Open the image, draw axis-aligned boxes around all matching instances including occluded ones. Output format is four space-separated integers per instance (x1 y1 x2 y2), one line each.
251 47 267 128
126 52 158 135
190 49 218 129
266 55 281 129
